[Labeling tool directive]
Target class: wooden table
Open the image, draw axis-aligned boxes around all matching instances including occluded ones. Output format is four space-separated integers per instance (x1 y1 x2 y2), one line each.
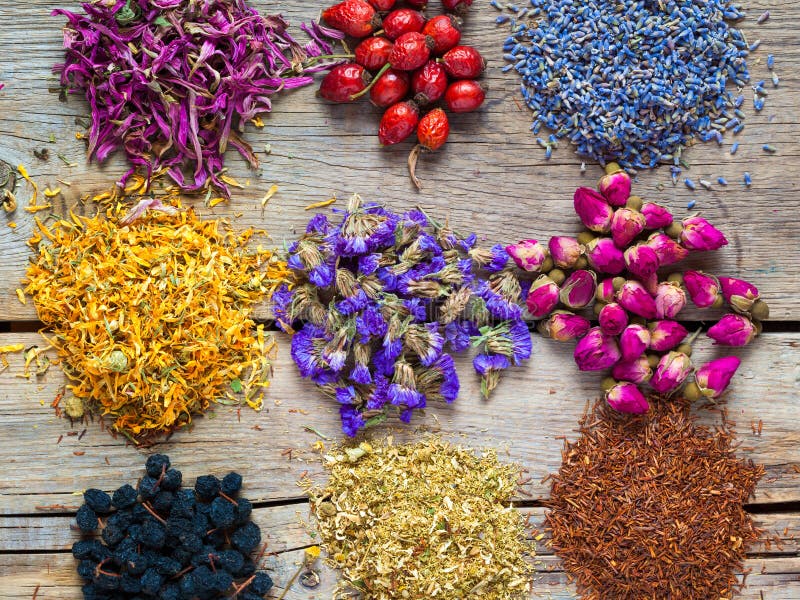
1 1 798 598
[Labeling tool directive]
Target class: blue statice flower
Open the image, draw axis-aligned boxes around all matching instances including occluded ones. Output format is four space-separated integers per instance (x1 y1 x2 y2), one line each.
473 353 511 375
305 213 329 234
355 306 387 343
358 253 381 275
377 267 399 292
486 244 510 273
459 233 478 251
474 281 523 320
372 345 400 378
336 386 357 405
444 321 477 352
432 354 459 403
403 209 428 228
336 290 369 316
287 253 305 272
311 369 339 386
290 324 330 379
399 408 414 423
309 261 335 288
418 233 443 255
349 362 372 385
340 405 366 437
322 344 348 373
507 319 533 365
271 284 294 332
404 298 427 322
366 375 390 410
418 322 445 367
388 383 426 410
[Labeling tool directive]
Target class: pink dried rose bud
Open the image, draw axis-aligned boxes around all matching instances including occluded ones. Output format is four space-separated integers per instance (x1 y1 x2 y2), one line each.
526 275 560 319
574 187 613 233
549 236 583 269
654 282 687 319
505 239 549 272
648 320 689 352
623 244 659 280
538 310 591 341
646 232 689 266
719 276 760 313
612 356 653 384
707 314 758 346
619 324 651 361
610 207 646 249
559 269 597 309
684 270 722 309
691 356 741 399
650 351 693 394
641 202 673 229
606 381 650 414
586 237 625 275
598 163 632 207
598 302 629 336
680 216 728 251
616 280 657 319
595 277 623 303
573 327 622 371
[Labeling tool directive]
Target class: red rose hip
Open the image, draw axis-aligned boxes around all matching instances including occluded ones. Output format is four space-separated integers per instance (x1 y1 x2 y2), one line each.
368 0 397 9
411 61 448 105
382 8 425 40
355 37 393 71
440 45 485 79
319 63 372 103
370 69 410 107
444 79 485 113
389 32 434 71
422 15 462 55
379 101 419 145
322 0 381 38
417 108 450 151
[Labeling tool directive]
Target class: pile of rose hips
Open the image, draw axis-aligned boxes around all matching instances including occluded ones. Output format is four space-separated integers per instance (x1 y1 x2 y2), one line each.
505 164 769 414
318 0 485 186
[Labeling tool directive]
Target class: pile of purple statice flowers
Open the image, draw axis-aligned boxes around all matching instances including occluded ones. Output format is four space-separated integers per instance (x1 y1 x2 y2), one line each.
53 0 342 196
508 164 768 413
274 194 531 436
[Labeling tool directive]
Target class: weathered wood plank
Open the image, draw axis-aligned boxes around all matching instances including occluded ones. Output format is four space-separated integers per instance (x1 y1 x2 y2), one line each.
1 551 799 599
0 331 797 515
0 2 799 320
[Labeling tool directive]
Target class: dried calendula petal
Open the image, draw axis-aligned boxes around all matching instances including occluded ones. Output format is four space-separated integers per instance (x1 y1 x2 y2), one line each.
304 437 534 599
23 194 290 443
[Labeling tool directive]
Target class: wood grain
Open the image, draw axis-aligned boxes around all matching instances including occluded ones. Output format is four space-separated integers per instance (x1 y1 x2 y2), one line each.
1 331 797 516
0 1 799 321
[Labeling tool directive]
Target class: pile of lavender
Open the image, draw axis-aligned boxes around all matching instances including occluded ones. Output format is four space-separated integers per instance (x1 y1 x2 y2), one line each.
499 0 756 169
274 194 532 436
509 164 767 413
72 455 272 600
54 0 342 196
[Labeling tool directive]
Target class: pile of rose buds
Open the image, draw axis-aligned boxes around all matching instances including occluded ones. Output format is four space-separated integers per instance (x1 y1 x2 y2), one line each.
506 163 769 414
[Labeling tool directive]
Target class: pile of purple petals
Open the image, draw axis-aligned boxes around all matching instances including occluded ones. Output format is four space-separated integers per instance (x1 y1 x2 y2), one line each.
507 164 769 413
53 0 343 196
274 194 532 436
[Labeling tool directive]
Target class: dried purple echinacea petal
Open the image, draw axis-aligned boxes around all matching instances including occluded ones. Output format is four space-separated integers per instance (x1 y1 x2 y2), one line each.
53 2 341 196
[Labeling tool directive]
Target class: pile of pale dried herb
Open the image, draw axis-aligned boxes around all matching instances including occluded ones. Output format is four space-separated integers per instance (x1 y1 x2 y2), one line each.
305 437 533 599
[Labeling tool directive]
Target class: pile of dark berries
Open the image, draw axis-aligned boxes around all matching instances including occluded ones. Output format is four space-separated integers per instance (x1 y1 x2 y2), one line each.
72 455 273 600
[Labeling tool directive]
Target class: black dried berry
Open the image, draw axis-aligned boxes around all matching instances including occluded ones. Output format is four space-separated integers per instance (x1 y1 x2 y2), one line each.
194 475 220 500
138 475 160 500
73 539 101 560
217 549 244 574
161 468 182 491
212 570 234 592
221 472 242 496
76 504 99 532
231 522 261 554
111 484 138 509
139 567 163 595
234 497 253 525
210 497 235 529
140 518 166 549
249 572 274 595
77 559 96 580
145 454 171 478
84 489 112 514
101 523 126 547
151 491 174 513
93 571 120 591
120 572 143 594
